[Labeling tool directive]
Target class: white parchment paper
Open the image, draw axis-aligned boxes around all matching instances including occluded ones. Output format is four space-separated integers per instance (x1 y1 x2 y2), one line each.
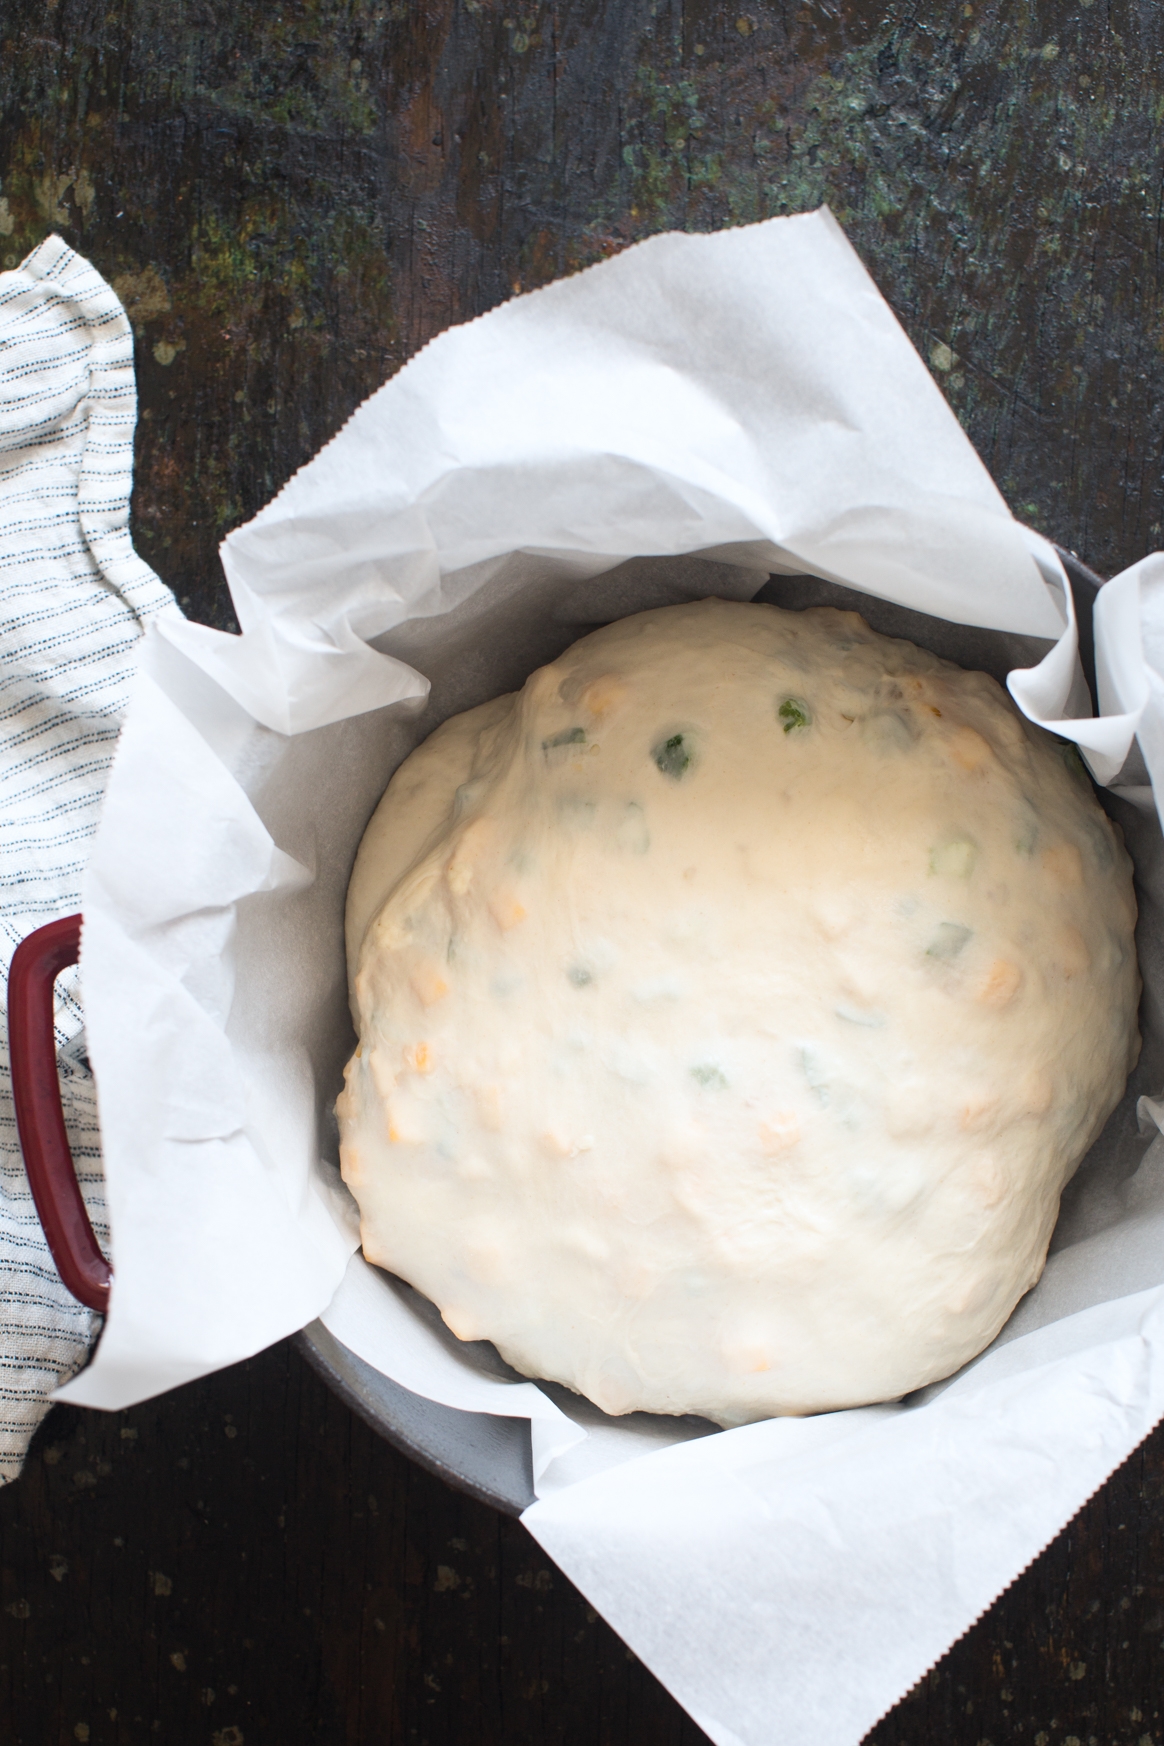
58 208 1164 1745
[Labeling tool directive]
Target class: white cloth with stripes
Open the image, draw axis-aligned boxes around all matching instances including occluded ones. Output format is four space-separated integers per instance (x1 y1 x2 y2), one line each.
0 234 177 1478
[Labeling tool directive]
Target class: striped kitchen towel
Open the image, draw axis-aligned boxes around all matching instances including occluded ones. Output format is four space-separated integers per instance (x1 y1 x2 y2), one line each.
0 234 178 1479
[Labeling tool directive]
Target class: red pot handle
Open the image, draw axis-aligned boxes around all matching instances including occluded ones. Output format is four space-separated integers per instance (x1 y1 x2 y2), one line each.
8 915 111 1313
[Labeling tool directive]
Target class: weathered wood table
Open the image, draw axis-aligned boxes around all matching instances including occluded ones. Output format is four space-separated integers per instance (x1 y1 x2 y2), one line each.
3 2 1164 1740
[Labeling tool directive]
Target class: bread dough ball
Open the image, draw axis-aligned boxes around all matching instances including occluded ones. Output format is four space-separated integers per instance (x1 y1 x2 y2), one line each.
337 599 1140 1424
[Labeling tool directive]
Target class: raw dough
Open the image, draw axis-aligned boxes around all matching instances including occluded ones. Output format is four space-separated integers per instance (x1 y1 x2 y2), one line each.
338 599 1140 1424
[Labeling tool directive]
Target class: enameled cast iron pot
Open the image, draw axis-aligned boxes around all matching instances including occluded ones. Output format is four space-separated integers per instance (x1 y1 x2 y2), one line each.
6 551 1108 1520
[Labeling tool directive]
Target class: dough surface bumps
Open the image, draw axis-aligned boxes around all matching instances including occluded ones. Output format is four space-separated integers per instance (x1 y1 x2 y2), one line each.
338 599 1140 1424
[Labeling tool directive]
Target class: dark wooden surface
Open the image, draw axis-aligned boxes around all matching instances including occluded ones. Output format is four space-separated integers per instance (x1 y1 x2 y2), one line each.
0 1340 1163 1746
3 0 1164 1739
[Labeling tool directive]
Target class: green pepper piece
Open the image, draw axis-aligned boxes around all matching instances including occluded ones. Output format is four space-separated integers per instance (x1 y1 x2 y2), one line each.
926 922 972 961
654 733 693 779
543 725 586 757
778 697 812 733
690 1064 728 1090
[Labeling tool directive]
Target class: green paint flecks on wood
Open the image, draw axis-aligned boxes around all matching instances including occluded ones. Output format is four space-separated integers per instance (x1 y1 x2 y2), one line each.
0 1 1159 616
